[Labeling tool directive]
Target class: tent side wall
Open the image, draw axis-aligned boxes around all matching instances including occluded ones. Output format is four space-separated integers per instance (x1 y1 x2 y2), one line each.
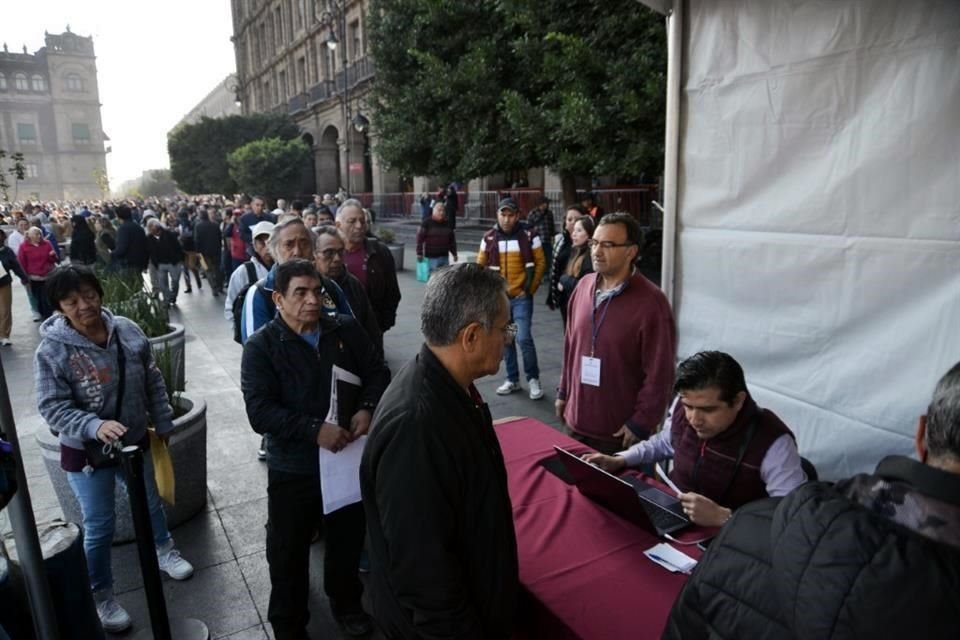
675 0 960 478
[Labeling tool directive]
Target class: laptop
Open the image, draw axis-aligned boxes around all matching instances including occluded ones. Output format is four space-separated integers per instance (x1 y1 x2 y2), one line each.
552 446 690 537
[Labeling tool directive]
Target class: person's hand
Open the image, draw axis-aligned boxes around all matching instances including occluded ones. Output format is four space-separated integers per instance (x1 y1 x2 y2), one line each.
316 422 351 453
679 492 732 528
349 409 372 439
97 420 127 444
583 453 627 473
613 425 641 449
554 398 566 419
452 255 458 263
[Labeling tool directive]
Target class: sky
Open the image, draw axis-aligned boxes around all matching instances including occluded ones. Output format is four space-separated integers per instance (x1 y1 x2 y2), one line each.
4 0 236 189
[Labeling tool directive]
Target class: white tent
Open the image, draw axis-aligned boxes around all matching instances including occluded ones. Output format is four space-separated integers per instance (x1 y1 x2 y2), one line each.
643 0 960 479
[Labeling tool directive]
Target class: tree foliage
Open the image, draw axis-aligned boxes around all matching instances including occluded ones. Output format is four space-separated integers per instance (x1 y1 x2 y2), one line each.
369 0 667 191
227 137 311 197
0 149 26 203
139 169 180 198
168 114 301 194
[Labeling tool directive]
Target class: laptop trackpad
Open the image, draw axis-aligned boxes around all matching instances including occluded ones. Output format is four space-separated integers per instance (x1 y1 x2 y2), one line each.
625 477 686 517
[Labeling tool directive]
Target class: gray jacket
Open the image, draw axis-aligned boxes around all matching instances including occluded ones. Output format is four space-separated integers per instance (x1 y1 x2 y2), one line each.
34 309 173 452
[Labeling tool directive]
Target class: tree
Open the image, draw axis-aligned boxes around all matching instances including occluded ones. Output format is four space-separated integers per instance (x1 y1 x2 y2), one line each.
140 169 180 198
227 137 311 198
369 0 667 204
0 149 26 203
167 113 301 194
92 167 110 199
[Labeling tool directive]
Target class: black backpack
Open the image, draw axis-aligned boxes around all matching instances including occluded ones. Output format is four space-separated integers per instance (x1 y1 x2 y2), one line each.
232 262 273 344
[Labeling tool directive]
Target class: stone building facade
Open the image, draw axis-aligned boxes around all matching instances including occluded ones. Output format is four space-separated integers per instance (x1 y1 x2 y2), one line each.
0 29 108 201
170 73 242 133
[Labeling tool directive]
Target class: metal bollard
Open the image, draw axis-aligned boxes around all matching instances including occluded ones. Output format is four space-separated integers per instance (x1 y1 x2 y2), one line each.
120 445 208 640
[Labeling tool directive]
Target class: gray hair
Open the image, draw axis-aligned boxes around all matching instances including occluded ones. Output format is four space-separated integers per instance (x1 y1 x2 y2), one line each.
927 361 960 460
267 217 316 262
315 224 339 240
421 263 507 346
336 198 365 220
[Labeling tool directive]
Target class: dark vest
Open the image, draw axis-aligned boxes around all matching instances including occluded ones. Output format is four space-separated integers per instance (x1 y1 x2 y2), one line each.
670 396 793 510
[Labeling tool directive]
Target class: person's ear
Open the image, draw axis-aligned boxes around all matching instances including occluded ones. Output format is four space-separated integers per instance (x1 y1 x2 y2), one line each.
731 390 747 413
459 321 482 355
915 415 928 463
271 290 284 310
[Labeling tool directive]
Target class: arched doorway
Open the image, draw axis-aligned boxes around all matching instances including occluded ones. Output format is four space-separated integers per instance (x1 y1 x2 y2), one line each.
317 125 340 195
301 132 317 196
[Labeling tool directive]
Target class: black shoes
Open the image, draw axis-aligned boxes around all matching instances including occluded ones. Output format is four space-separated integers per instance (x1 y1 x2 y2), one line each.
334 611 374 637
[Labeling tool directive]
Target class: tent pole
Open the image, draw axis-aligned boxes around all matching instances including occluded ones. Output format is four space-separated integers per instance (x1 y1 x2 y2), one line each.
660 0 683 307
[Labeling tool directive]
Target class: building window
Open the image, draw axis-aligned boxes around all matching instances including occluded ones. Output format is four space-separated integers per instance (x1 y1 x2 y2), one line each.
17 123 37 144
0 73 6 91
65 73 85 92
274 7 283 46
264 79 272 106
72 123 91 145
25 163 39 179
350 20 361 62
14 73 28 91
297 56 306 93
294 0 305 31
278 70 287 101
31 75 47 91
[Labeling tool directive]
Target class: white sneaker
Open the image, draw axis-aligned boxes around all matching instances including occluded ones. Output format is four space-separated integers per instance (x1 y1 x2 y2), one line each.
0 339 10 346
496 380 521 395
157 540 194 580
528 378 544 400
31 311 42 322
94 590 132 633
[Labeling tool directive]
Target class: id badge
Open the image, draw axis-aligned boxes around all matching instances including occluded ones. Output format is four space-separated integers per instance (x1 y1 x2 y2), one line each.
580 356 601 387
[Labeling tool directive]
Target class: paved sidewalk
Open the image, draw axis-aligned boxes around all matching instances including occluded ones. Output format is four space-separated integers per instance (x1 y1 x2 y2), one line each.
0 252 567 639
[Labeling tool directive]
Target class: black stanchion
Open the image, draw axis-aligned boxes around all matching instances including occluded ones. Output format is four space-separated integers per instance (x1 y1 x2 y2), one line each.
120 445 209 640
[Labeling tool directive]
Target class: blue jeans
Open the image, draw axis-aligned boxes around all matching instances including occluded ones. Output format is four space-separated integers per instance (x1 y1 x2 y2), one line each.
427 256 449 277
504 295 540 383
67 453 171 593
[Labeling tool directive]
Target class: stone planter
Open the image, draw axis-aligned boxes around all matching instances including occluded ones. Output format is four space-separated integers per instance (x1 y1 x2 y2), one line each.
36 395 208 544
387 243 405 271
149 323 185 392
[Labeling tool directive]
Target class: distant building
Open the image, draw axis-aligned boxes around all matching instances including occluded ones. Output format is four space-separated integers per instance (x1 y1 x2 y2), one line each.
169 73 242 134
0 29 109 201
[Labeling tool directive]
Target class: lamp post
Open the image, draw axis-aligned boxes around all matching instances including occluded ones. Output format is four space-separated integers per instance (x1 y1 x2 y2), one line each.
316 0 369 195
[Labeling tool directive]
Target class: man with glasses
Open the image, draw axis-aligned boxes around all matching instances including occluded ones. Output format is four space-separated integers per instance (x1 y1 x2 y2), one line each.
360 263 519 639
315 225 383 360
556 213 677 454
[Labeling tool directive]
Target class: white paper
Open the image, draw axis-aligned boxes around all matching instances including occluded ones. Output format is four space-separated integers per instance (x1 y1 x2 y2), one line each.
580 356 601 387
319 435 367 515
655 463 682 497
644 543 697 574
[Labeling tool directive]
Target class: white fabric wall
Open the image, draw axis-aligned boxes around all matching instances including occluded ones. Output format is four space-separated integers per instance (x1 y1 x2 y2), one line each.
676 0 960 479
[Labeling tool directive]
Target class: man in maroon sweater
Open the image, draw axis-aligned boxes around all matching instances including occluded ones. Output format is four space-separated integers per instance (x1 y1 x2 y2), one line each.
555 213 677 454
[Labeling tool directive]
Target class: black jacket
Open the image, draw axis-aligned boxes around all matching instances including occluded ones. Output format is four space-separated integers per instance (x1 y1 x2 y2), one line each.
664 456 960 640
360 238 402 333
241 312 389 476
112 219 149 270
193 219 222 260
334 269 383 361
0 246 27 287
360 345 519 639
146 228 185 266
69 216 97 265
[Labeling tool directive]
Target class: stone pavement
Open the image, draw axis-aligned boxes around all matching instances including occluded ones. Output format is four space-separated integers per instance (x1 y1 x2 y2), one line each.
0 238 567 639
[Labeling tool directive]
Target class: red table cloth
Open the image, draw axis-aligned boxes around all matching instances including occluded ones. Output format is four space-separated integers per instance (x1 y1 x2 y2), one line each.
495 417 706 640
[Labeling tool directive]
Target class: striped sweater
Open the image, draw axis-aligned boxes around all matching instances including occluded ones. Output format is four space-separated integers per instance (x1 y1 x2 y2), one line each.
477 225 546 298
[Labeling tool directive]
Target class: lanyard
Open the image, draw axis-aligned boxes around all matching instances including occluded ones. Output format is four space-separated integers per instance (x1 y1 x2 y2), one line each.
590 291 615 357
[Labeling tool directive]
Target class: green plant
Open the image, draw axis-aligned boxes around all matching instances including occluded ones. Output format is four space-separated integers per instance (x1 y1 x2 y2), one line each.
152 343 184 410
377 227 396 244
96 267 171 338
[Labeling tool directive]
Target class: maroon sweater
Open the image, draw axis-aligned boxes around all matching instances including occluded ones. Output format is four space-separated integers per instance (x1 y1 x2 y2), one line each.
558 272 676 444
415 219 458 259
670 395 794 509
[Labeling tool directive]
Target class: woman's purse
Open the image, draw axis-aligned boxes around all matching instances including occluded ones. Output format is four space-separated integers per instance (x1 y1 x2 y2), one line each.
83 336 126 469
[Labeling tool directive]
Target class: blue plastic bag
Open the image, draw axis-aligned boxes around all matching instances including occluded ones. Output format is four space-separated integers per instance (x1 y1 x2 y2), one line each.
416 258 429 282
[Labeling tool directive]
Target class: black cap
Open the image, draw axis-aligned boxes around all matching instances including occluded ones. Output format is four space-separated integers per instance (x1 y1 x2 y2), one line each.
498 197 519 212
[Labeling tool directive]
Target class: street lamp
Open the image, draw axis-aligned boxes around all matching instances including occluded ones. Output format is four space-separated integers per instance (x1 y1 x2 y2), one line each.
351 111 369 133
316 1 356 193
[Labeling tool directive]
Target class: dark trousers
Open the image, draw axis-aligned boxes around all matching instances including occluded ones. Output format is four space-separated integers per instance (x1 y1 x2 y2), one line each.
566 427 621 455
30 280 52 319
266 468 365 639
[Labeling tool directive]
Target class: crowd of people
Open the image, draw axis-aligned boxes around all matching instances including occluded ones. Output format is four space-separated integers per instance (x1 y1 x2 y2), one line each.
9 186 957 639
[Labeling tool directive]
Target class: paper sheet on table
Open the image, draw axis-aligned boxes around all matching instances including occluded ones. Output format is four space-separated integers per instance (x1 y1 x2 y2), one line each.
319 365 364 514
644 543 697 574
319 435 366 514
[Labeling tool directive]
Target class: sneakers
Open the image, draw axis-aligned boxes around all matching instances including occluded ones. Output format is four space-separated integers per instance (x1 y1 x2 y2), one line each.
257 437 267 461
0 339 11 346
528 378 544 400
94 589 132 633
496 380 521 395
156 540 194 580
334 610 374 637
31 311 42 322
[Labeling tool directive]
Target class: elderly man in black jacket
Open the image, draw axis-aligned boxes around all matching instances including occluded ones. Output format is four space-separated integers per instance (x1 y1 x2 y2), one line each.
193 209 223 296
242 259 389 639
335 199 401 334
361 262 519 640
665 360 960 640
110 205 148 272
145 218 184 307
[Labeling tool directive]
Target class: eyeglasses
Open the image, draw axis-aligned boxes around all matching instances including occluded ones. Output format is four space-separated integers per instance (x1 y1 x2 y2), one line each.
588 240 635 251
320 248 345 259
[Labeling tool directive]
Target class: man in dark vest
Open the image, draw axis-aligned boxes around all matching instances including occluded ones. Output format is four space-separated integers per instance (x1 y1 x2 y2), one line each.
586 351 806 527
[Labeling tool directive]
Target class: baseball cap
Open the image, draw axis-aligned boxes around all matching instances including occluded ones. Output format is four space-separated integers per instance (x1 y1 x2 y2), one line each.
498 197 519 212
251 221 275 239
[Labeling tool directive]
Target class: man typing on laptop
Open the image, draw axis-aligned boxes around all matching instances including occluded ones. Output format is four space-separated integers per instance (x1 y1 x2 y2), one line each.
585 351 806 527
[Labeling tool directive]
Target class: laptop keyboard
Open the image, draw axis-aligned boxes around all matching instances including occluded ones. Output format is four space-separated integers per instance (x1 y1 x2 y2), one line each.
645 504 687 532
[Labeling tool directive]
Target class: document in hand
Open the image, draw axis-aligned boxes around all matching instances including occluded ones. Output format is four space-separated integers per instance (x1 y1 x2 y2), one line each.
319 365 365 514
